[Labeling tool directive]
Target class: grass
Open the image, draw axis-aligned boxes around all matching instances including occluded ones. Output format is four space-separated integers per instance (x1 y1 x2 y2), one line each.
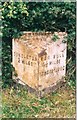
2 84 76 118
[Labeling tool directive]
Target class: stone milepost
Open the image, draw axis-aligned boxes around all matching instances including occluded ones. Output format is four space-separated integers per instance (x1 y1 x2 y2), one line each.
12 32 67 97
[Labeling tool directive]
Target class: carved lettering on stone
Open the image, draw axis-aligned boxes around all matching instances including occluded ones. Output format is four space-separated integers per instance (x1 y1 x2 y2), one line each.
12 32 67 93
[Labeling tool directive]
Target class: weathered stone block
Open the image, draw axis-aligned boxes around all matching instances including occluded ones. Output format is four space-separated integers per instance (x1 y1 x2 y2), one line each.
12 32 67 97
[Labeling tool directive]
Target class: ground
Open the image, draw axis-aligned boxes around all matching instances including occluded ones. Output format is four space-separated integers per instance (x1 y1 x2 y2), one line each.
2 84 76 118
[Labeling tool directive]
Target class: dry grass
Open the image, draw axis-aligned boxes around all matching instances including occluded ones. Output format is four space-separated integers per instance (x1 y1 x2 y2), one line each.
2 84 76 118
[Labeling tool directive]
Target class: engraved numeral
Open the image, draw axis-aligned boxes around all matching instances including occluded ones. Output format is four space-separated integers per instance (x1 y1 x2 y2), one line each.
53 55 55 59
49 61 52 65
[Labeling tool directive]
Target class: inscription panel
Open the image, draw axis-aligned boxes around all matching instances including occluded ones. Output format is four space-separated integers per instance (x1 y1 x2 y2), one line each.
39 39 67 90
13 39 38 89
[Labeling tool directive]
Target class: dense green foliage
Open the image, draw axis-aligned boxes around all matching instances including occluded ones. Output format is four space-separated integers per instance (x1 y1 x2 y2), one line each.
1 2 76 88
1 2 28 87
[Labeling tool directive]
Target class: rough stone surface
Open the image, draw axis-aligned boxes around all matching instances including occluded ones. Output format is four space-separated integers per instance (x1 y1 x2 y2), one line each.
12 31 67 96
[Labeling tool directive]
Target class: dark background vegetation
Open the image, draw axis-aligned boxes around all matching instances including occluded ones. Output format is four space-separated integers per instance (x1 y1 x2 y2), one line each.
1 2 76 88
